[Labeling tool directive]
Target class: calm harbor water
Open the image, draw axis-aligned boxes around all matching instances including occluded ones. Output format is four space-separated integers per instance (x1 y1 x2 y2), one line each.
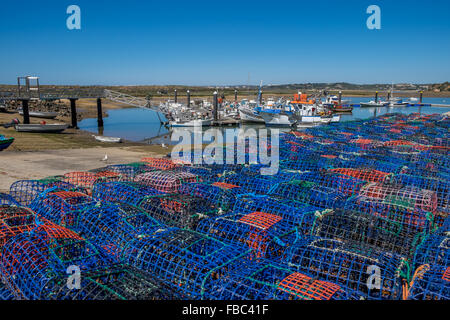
79 97 450 144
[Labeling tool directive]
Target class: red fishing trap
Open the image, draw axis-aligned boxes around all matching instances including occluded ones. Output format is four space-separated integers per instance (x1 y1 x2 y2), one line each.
0 113 448 300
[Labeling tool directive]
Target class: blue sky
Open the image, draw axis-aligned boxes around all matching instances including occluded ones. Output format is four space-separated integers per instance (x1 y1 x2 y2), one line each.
0 0 449 85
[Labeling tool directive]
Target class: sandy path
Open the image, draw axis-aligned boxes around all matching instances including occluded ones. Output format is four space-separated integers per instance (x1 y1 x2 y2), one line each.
0 147 162 191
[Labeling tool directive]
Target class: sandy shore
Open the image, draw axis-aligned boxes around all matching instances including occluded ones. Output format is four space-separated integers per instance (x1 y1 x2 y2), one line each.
0 146 169 192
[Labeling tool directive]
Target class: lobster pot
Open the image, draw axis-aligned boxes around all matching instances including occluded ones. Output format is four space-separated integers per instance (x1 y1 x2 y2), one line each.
122 228 250 299
271 182 346 209
104 164 153 181
202 163 245 177
328 168 390 183
220 173 278 195
281 237 407 300
0 193 20 206
0 282 13 300
76 203 165 258
392 174 449 211
92 181 163 206
196 211 303 260
359 183 438 214
233 195 318 233
0 206 43 247
30 191 97 229
413 233 449 269
206 260 358 300
9 179 87 206
346 196 438 233
47 264 178 300
178 182 242 213
295 172 366 196
176 166 218 183
310 209 425 258
134 170 198 193
408 266 450 300
138 193 216 229
279 159 321 172
0 224 114 299
141 157 178 170
63 171 122 193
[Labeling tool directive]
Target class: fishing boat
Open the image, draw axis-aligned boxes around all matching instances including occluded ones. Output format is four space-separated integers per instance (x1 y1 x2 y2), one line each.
259 108 296 127
15 123 68 133
0 135 14 151
238 99 265 123
94 135 122 143
360 100 388 107
18 110 58 119
0 105 6 113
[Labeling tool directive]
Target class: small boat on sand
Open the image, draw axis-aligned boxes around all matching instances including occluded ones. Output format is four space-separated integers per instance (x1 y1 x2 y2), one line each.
18 110 59 119
94 135 122 143
15 123 68 133
0 135 14 151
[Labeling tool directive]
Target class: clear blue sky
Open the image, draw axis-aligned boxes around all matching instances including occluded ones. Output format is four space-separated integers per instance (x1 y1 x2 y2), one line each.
0 0 449 85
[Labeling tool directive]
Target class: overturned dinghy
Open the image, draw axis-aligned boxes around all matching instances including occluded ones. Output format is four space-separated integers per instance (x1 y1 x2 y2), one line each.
0 135 14 151
15 123 68 133
94 135 122 143
18 110 59 119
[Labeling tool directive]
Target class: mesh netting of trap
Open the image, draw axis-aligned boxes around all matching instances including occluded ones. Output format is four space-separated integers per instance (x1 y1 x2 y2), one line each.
141 157 178 170
196 211 301 260
138 193 216 229
270 182 347 209
0 223 114 299
232 195 318 234
413 233 449 269
75 203 166 258
0 193 20 206
407 265 449 300
46 264 178 300
205 260 358 300
9 179 87 206
30 191 97 229
122 228 250 299
392 174 449 211
178 182 242 213
358 183 438 214
293 172 366 196
92 181 163 206
346 196 438 233
0 205 48 247
63 171 122 191
134 170 198 193
280 237 408 300
328 168 391 183
310 209 426 258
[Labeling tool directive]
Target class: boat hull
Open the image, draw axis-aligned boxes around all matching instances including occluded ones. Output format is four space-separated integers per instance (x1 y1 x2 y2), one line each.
239 108 265 123
260 112 295 127
18 111 59 119
0 138 14 151
15 124 68 133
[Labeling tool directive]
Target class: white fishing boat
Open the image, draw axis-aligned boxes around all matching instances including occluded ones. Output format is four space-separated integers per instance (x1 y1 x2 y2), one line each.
94 135 122 143
15 123 68 133
238 99 265 123
259 109 295 127
18 110 58 119
360 100 388 107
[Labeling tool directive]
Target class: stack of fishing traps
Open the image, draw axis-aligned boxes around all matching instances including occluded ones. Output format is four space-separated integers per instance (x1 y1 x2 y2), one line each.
0 112 448 300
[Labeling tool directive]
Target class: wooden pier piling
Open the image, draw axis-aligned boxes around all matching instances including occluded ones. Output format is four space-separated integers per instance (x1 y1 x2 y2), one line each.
187 90 190 108
174 89 177 103
69 98 78 129
21 99 30 124
213 91 218 122
97 98 104 127
375 91 378 103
